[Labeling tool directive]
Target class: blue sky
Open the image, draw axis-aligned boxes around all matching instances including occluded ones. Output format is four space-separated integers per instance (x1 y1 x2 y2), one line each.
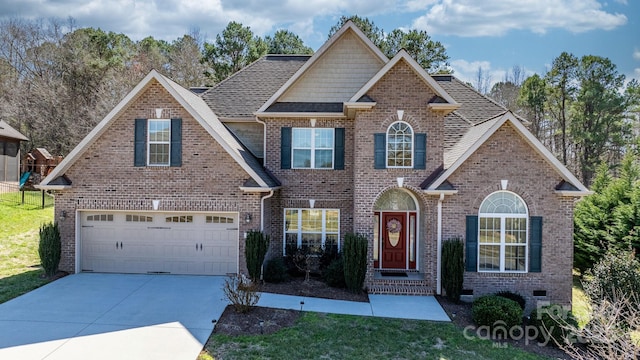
1 0 638 86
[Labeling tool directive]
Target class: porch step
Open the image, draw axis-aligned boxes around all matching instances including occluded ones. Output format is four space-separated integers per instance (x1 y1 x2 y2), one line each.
368 278 433 296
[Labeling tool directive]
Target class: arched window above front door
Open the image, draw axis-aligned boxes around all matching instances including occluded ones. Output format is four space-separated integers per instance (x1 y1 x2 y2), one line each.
374 189 417 211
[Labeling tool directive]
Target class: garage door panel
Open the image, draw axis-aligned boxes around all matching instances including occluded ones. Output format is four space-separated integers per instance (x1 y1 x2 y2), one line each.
81 212 238 275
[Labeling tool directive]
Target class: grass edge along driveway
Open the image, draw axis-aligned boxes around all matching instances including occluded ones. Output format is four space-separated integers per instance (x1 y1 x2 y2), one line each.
0 200 54 303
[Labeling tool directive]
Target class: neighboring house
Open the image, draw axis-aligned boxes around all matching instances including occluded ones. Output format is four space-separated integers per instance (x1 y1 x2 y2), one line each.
40 22 589 310
0 120 28 183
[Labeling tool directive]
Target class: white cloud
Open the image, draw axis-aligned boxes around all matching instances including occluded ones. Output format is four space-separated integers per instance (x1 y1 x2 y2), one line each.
412 0 628 37
635 68 640 78
450 59 502 87
634 48 640 61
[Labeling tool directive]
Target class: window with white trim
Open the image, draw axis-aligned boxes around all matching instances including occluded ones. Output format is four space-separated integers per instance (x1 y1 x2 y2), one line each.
386 121 413 168
478 191 528 272
292 128 334 169
148 119 171 166
284 209 339 254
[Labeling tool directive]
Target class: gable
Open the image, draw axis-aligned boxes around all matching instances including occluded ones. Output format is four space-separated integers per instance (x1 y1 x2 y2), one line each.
349 51 458 113
279 30 385 103
425 112 590 195
39 70 279 190
63 82 253 188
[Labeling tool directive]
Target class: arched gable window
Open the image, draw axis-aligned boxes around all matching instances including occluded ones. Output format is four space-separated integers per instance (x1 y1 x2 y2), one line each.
478 191 528 272
386 121 413 168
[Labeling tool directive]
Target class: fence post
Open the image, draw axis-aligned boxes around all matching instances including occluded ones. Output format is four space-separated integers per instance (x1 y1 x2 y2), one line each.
42 190 45 209
22 189 25 204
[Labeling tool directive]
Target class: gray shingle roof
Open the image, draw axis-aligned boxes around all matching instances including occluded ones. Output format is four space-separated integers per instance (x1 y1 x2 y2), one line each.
433 75 508 125
201 55 310 118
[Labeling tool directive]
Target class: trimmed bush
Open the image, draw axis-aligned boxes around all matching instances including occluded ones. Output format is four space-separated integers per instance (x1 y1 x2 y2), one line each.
441 237 464 302
264 258 289 283
472 295 523 334
324 257 346 288
38 222 61 277
343 233 368 292
245 230 269 281
530 304 578 346
495 290 526 310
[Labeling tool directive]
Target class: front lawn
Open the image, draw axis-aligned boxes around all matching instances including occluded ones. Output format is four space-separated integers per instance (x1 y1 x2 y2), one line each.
0 201 54 303
200 312 549 360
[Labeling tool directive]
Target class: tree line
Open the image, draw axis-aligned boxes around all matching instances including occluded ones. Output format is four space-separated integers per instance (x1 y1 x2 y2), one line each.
477 55 639 187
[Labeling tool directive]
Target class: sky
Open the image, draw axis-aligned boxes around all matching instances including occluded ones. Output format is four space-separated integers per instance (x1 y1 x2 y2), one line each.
1 0 638 87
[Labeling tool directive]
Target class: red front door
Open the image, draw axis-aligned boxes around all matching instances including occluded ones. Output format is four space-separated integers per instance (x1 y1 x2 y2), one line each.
382 212 406 269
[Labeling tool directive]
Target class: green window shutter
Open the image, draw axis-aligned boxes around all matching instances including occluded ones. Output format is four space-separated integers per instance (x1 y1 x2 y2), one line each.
170 118 182 167
465 215 478 272
281 127 292 169
134 119 147 167
334 128 345 170
414 133 426 169
374 133 386 169
529 216 543 273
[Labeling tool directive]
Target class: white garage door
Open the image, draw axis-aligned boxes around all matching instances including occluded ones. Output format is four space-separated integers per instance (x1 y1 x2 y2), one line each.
80 211 239 275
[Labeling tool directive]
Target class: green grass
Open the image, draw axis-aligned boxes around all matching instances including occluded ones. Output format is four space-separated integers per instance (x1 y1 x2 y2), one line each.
201 313 549 360
572 274 591 328
0 201 54 303
0 190 54 208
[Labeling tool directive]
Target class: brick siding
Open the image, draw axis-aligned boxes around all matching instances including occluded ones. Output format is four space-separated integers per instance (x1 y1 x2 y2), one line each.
54 80 262 274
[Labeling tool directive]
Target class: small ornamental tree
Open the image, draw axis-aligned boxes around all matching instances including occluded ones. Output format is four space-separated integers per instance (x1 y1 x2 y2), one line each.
245 230 269 281
441 237 464 302
38 222 61 277
343 233 368 292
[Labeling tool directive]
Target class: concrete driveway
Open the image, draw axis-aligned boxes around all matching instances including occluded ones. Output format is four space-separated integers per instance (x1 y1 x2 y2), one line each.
0 273 227 360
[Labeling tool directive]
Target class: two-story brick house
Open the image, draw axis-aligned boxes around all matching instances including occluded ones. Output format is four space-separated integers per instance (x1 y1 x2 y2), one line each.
40 21 589 309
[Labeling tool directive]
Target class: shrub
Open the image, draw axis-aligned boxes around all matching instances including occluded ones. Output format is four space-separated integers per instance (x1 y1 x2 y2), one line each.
441 237 464 302
38 222 61 277
343 233 367 292
584 250 640 306
263 257 289 283
245 230 269 281
223 274 260 313
324 257 346 288
530 304 578 346
319 245 340 272
472 295 523 335
495 290 526 310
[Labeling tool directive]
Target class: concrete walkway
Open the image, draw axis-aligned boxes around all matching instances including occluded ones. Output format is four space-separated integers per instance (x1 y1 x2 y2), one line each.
257 292 451 321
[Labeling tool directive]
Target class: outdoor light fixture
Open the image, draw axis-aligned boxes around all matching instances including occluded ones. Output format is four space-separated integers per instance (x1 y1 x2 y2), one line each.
60 210 67 220
245 213 252 223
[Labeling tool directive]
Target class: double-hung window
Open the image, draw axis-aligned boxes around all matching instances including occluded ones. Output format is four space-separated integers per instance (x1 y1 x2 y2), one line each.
284 209 339 254
134 118 181 167
148 119 171 166
292 128 334 169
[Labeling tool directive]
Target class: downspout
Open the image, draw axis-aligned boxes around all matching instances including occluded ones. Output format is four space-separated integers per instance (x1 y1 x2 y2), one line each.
255 116 272 233
436 192 444 295
255 116 267 164
260 190 274 232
